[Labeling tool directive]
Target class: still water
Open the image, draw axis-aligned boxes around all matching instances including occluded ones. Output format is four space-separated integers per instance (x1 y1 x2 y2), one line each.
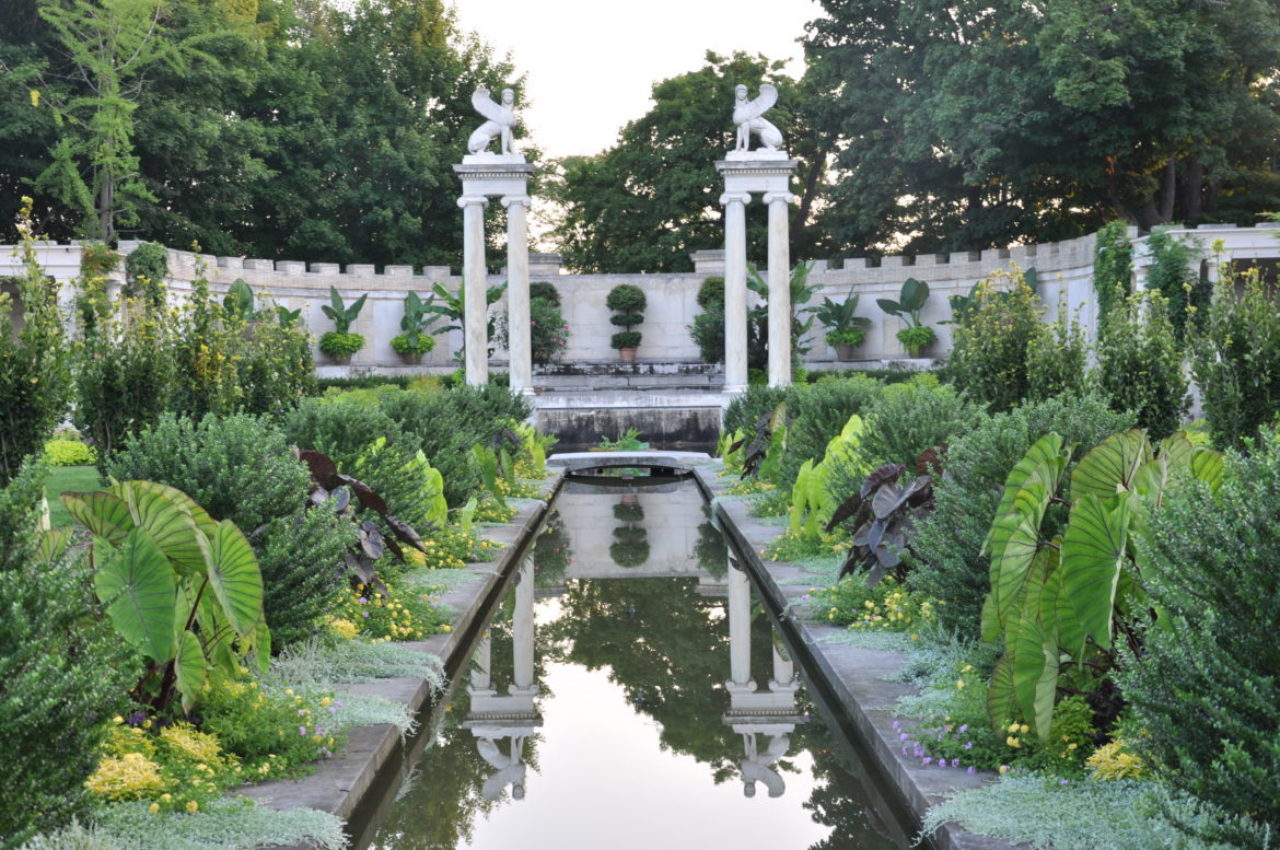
369 478 905 849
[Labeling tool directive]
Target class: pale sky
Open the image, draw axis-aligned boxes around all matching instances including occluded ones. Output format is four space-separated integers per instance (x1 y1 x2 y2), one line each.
449 0 821 160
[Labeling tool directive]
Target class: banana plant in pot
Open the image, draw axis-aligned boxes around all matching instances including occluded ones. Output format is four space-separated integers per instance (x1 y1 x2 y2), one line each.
319 286 368 364
877 277 935 357
391 291 441 364
812 288 871 361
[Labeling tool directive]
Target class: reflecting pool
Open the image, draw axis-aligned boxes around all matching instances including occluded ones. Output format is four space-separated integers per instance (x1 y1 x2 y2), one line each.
368 478 906 849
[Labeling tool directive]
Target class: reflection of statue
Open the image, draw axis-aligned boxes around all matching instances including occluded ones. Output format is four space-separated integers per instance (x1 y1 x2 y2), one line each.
467 86 517 155
733 84 784 152
477 735 527 800
740 731 790 797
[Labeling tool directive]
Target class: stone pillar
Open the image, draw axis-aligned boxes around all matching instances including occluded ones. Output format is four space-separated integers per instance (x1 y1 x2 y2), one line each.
721 192 751 394
510 556 537 694
503 195 533 395
458 195 489 386
769 641 797 693
727 560 754 689
765 192 795 387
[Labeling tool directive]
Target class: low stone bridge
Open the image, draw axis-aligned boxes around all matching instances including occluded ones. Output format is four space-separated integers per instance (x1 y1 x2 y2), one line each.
546 450 712 475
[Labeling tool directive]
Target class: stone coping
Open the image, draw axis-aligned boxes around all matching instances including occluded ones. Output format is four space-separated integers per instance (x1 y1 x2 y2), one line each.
692 465 1024 850
243 469 564 848
546 450 712 473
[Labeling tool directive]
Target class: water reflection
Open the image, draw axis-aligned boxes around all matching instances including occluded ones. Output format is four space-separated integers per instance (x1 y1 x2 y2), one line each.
462 558 539 802
368 479 904 850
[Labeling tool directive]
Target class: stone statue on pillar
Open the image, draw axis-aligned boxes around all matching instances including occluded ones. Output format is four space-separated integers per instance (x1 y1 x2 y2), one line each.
733 84 784 152
467 86 518 156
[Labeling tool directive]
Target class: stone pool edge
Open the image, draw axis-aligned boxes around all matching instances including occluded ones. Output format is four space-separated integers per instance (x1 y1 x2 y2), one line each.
693 464 1023 850
244 469 565 846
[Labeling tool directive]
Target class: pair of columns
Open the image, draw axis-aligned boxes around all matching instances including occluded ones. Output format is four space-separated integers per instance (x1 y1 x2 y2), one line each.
455 158 535 391
717 155 800 393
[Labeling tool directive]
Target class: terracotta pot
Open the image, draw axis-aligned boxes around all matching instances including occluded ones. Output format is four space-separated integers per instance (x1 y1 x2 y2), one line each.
835 344 859 362
618 347 637 364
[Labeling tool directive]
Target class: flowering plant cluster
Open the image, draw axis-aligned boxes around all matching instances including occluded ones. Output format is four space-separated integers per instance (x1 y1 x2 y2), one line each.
819 577 937 633
336 581 451 641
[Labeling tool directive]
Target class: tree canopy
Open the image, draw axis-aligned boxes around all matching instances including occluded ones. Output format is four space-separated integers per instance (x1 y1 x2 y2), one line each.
1 0 523 265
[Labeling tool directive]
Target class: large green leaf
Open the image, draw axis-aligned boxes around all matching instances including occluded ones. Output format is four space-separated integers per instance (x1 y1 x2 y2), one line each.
1190 447 1225 493
61 491 134 546
1046 550 1085 660
1061 494 1130 651
35 528 72 566
983 433 1067 555
1071 429 1151 502
980 590 1001 642
987 655 1016 733
991 483 1051 627
1012 617 1058 743
174 629 208 713
94 528 176 662
114 481 206 576
199 520 265 639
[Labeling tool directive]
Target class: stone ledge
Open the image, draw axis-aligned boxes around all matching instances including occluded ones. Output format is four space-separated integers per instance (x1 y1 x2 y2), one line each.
694 465 1025 850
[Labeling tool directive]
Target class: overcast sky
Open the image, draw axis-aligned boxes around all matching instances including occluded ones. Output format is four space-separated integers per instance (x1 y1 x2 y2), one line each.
449 0 821 160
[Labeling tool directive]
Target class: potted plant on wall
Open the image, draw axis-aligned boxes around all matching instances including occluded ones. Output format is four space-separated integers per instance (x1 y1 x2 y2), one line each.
812 288 871 361
607 283 646 364
877 277 935 357
319 285 368 364
391 291 439 365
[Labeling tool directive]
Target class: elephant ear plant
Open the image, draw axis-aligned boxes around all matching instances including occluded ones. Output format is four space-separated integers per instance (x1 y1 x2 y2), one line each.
813 288 871 354
980 428 1224 744
878 277 935 356
319 285 369 360
61 481 269 714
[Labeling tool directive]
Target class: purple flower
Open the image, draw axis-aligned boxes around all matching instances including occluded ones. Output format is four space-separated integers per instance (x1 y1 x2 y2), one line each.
914 747 924 758
335 701 344 709
892 721 902 732
329 707 338 715
1059 779 1070 785
358 597 368 604
298 726 307 736
899 732 910 742
964 741 974 750
922 757 933 766
967 766 976 775
958 724 969 734
361 611 370 618
902 746 910 756
297 709 306 716
951 758 961 768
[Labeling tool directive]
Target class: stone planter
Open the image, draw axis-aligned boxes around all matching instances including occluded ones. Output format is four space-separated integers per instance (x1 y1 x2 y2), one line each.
834 344 860 362
397 351 424 366
326 353 352 366
618 347 637 365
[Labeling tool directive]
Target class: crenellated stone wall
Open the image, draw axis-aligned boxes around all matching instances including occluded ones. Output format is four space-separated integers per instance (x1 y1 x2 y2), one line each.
5 221 1279 376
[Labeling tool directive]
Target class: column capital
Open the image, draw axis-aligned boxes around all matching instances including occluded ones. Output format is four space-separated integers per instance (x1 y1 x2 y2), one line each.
719 191 753 207
763 191 796 205
500 194 532 210
457 195 489 209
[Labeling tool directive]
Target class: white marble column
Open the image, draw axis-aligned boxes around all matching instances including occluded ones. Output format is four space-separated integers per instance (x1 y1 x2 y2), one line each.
503 195 533 395
727 560 755 689
769 641 797 693
721 192 752 394
458 195 489 386
765 192 794 388
510 556 537 694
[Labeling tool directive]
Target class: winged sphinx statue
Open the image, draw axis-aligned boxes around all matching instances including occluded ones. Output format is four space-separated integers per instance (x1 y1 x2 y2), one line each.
467 86 517 155
733 83 784 152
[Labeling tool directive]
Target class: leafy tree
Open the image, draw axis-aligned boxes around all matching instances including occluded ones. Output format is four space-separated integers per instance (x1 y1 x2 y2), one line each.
802 0 1280 255
546 52 827 273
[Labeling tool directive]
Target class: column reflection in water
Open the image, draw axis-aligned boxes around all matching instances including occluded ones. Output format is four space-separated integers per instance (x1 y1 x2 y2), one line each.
723 556 804 799
462 556 540 801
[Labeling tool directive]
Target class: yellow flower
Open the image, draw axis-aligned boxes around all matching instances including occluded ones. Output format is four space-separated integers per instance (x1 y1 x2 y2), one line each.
1008 722 1021 733
1006 736 1021 748
29 89 40 107
955 679 966 690
999 765 1010 775
186 800 199 813
1019 724 1029 735
148 803 160 814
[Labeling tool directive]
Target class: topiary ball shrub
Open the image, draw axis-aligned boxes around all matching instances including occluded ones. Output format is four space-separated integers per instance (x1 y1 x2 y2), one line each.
697 276 725 309
530 281 561 306
609 540 650 568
